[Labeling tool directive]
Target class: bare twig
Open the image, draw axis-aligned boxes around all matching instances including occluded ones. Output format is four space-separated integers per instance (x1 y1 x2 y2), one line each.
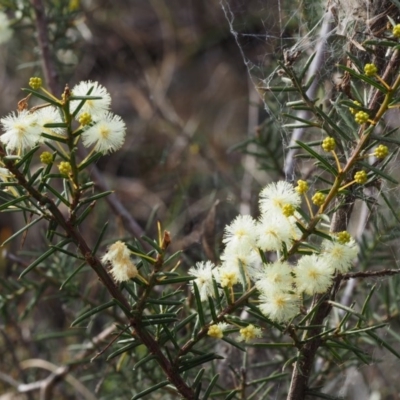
10 325 115 399
342 269 400 280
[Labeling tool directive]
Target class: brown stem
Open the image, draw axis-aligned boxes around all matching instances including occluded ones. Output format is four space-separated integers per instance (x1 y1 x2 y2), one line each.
343 269 400 280
287 279 342 400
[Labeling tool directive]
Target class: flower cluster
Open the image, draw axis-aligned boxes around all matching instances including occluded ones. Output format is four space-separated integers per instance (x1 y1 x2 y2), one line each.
189 181 359 328
0 80 126 155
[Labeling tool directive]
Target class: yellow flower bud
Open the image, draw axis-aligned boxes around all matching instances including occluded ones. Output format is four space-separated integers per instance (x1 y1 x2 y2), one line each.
282 204 295 217
354 170 367 184
239 324 262 342
208 324 224 339
393 24 400 38
40 151 53 165
374 144 389 160
29 77 42 90
322 137 336 152
58 161 72 176
312 192 326 206
336 231 351 244
354 111 369 124
78 112 92 126
295 179 309 194
364 63 377 77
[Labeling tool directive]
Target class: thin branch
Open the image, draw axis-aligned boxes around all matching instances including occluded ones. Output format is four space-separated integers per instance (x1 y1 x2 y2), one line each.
342 269 400 280
13 325 115 398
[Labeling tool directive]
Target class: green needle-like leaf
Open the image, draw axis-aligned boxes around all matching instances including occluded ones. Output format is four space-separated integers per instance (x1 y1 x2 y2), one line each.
193 282 205 326
131 380 169 400
19 238 72 278
71 299 115 327
22 88 61 106
296 140 338 176
202 374 219 400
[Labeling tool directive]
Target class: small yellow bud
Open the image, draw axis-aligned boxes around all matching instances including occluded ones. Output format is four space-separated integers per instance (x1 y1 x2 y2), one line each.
336 231 351 244
78 112 92 126
40 151 53 165
374 144 389 159
208 324 224 339
349 100 361 115
393 24 400 38
364 63 377 77
219 269 238 288
282 204 296 217
69 0 80 11
354 111 369 124
29 77 42 90
312 192 326 206
295 179 309 194
58 161 72 176
354 170 367 184
238 324 262 342
322 137 336 152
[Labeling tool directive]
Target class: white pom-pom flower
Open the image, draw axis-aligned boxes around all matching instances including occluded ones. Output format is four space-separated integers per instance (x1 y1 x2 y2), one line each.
35 107 65 137
256 261 294 294
320 238 358 273
71 80 111 119
217 264 239 288
294 254 334 295
220 247 262 286
0 110 42 152
81 112 126 154
188 261 217 301
223 214 257 252
255 214 295 252
259 288 299 323
102 241 138 282
259 181 301 216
